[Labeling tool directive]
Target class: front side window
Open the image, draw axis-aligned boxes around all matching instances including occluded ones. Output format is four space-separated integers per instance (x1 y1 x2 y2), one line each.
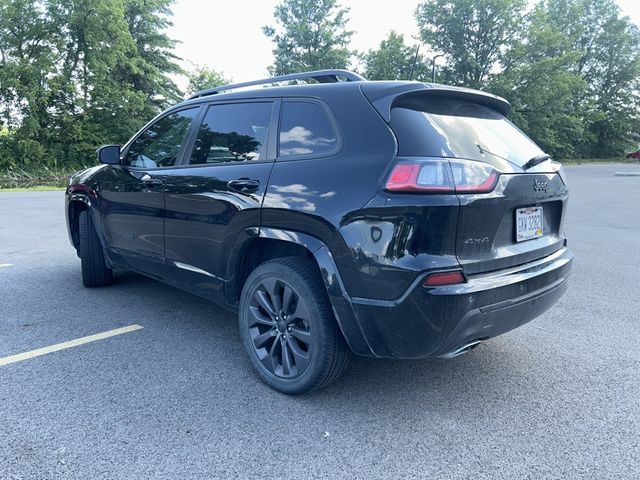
189 102 273 164
125 107 199 168
278 101 338 158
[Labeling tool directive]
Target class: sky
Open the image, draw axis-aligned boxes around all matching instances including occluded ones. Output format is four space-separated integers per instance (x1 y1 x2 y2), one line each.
167 0 640 87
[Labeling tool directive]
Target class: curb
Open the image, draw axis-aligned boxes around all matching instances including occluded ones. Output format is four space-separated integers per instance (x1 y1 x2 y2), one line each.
615 172 640 177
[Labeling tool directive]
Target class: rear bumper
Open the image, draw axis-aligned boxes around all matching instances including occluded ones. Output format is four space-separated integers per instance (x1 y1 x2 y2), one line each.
348 247 572 359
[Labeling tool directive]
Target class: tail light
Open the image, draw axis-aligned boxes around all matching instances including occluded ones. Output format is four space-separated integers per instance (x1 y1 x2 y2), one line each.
385 158 498 194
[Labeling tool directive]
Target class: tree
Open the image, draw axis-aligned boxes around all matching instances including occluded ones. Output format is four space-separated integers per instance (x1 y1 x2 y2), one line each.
263 0 354 75
540 0 640 156
45 0 144 166
362 31 429 81
413 0 639 159
488 6 591 158
0 0 58 168
0 0 184 171
415 0 528 88
587 13 640 156
186 66 230 95
121 0 182 107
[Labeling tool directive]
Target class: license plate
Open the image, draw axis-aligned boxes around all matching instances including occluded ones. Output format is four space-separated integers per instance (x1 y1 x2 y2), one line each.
516 206 543 242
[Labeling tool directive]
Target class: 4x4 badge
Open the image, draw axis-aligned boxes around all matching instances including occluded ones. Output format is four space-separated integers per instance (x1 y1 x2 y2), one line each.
533 179 548 193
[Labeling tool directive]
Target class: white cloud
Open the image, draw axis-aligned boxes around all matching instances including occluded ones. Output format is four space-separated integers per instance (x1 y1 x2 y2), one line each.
280 147 313 156
280 126 335 147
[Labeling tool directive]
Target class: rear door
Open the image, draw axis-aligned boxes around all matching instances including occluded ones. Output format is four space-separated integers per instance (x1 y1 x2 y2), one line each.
100 106 200 277
388 95 568 275
162 100 278 301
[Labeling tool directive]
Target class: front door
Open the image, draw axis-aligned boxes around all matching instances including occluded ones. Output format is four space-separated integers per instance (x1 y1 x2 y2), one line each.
163 101 278 301
100 106 200 278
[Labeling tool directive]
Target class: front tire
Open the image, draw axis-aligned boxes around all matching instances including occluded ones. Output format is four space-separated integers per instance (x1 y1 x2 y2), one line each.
239 257 351 395
78 210 113 288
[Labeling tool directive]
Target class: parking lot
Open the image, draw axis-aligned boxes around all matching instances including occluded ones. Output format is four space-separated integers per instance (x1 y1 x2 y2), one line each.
1 163 639 479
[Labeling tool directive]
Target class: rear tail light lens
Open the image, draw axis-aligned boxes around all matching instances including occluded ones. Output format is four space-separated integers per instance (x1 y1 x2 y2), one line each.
385 159 498 194
450 160 498 192
423 270 466 286
385 160 454 192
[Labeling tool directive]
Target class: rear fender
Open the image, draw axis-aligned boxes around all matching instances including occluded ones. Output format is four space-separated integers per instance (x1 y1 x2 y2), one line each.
228 227 374 356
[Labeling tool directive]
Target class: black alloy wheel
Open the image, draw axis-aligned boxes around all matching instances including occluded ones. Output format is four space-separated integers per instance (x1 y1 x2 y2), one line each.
248 276 313 378
239 257 351 394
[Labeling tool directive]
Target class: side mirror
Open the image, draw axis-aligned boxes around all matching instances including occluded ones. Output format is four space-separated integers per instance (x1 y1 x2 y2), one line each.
97 145 121 165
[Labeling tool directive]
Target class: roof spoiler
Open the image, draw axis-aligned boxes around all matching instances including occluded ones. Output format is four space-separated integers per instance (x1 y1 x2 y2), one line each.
360 82 511 122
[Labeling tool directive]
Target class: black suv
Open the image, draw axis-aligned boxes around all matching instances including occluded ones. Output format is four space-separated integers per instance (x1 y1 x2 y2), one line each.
65 69 573 394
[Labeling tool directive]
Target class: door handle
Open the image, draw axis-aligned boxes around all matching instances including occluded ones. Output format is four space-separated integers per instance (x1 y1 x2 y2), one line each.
141 173 163 186
227 178 260 193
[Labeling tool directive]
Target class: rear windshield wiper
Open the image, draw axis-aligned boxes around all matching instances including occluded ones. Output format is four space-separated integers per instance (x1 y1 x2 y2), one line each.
522 154 551 171
475 143 510 163
476 143 530 170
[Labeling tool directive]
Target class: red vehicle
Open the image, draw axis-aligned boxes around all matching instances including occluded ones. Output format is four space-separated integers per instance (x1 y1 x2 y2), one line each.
626 150 640 159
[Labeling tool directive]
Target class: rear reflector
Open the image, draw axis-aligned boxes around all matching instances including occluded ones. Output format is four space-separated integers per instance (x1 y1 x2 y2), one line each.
385 158 498 193
423 270 466 286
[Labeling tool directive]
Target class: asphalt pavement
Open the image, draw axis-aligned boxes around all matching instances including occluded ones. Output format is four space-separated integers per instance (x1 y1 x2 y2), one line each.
1 163 639 479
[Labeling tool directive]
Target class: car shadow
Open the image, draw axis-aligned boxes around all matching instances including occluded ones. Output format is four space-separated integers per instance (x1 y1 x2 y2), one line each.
42 264 554 422
138 271 540 391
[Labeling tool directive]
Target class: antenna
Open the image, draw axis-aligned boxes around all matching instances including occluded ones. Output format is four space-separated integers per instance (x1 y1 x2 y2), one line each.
409 45 420 81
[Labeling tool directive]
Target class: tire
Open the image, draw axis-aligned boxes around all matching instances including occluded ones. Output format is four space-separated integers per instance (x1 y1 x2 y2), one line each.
78 210 113 288
239 257 351 394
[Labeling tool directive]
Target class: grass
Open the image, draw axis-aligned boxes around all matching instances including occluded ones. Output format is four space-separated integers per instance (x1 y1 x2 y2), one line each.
0 185 65 192
561 157 633 164
0 166 78 190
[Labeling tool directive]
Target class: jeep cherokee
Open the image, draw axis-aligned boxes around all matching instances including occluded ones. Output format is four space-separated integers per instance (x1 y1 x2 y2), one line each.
65 69 573 394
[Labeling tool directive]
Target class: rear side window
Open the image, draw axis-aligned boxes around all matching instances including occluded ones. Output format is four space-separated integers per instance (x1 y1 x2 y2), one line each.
189 102 273 164
278 101 338 158
389 97 543 168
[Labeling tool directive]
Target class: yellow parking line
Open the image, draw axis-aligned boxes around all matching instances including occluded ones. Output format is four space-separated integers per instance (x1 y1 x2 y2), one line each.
0 324 144 367
0 263 13 268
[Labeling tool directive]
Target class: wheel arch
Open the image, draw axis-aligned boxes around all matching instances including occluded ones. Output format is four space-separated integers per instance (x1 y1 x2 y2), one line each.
226 227 374 356
67 194 91 252
66 192 115 268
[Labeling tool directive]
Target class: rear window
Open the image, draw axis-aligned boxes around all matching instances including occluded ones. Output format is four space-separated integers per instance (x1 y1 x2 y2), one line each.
389 97 543 169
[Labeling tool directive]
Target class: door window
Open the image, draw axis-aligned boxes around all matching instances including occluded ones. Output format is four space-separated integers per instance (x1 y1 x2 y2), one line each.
189 102 273 164
124 107 199 168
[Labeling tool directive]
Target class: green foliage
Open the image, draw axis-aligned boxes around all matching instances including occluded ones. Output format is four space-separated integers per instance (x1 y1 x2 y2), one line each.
362 31 429 81
0 0 182 171
263 0 354 75
416 0 528 88
416 0 640 159
122 0 182 107
521 0 640 157
1 0 638 171
564 0 640 157
487 6 592 158
186 66 230 95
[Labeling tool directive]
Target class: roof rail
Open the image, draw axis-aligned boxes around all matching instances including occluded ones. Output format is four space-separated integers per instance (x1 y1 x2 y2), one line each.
187 69 366 100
